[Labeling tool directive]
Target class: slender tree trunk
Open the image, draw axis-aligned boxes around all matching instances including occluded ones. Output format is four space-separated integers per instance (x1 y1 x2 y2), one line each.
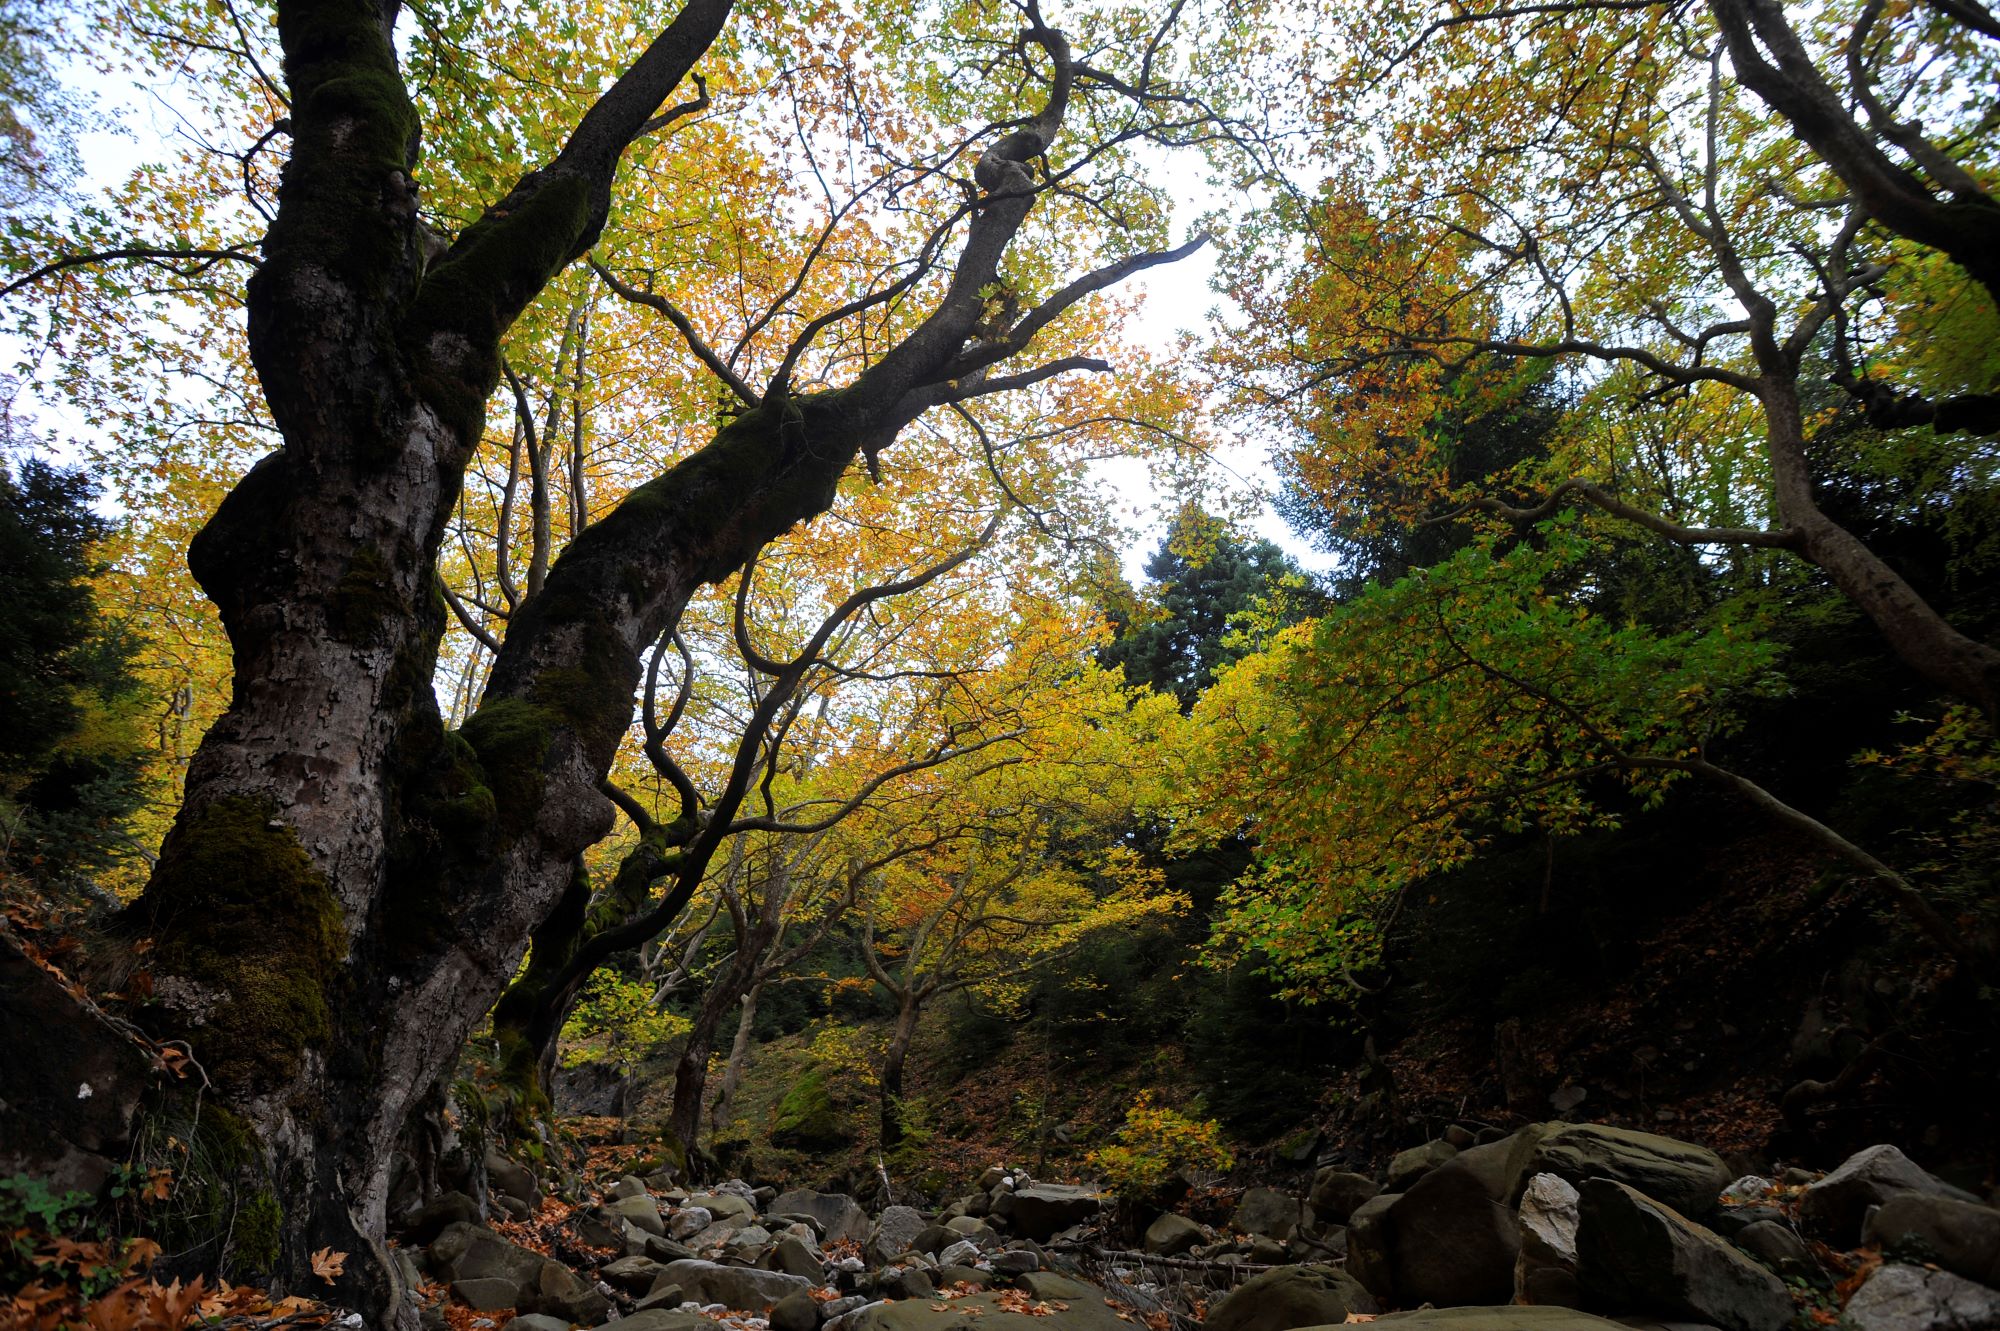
709 976 764 1138
878 994 923 1149
666 935 768 1154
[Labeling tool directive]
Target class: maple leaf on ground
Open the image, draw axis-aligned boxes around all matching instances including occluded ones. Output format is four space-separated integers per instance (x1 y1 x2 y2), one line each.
310 1247 347 1280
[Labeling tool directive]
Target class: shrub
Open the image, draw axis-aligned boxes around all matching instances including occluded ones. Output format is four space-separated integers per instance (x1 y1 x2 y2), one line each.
1086 1092 1232 1202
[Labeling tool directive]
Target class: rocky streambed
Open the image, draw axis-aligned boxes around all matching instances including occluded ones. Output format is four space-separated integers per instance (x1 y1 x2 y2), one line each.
387 1123 1999 1331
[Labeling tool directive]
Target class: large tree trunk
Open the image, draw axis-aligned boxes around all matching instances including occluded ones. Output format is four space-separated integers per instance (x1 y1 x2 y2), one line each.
101 2 1115 1317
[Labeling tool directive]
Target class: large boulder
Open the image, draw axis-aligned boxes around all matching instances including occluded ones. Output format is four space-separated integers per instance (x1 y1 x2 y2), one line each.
660 1258 813 1311
1346 1193 1400 1302
1839 1262 2000 1331
1575 1180 1792 1331
1205 1265 1378 1331
618 1314 720 1331
1864 1195 2000 1289
1529 1125 1732 1216
1449 1125 1556 1204
1515 1173 1583 1307
1800 1146 1983 1245
867 1204 928 1263
772 1189 871 1244
1233 1187 1310 1241
428 1222 609 1324
1387 1160 1521 1307
994 1184 1102 1241
1308 1170 1380 1225
1342 1310 1632 1331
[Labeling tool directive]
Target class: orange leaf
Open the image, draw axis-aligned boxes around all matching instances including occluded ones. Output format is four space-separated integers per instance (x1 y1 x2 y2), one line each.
311 1246 348 1280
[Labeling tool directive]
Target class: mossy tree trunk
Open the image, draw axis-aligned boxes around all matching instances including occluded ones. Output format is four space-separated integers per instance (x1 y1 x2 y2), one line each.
110 3 1171 1322
878 992 924 1150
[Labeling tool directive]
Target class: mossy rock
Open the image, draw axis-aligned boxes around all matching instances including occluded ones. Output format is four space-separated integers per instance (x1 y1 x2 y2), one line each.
769 1069 849 1150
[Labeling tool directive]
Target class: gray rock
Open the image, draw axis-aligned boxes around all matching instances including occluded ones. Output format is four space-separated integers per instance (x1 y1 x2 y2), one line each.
773 1291 823 1331
450 1277 518 1310
602 1254 668 1293
990 1249 1041 1275
1362 1311 1628 1331
429 1221 610 1324
1346 1193 1400 1302
404 1191 482 1245
1576 1179 1792 1331
687 1191 758 1224
636 1279 685 1311
1387 1140 1460 1192
868 1204 928 1263
669 1206 714 1240
845 1285 1125 1331
1800 1146 1982 1245
772 1190 871 1245
1864 1195 2000 1288
1450 1125 1557 1204
659 1258 813 1311
1839 1263 2000 1331
485 1150 540 1209
499 1317 570 1331
993 1185 1103 1242
1205 1265 1379 1331
767 1234 826 1281
1144 1213 1204 1257
1719 1178 1776 1207
1732 1221 1814 1281
1517 1172 1584 1307
1015 1274 1103 1301
946 1215 996 1240
617 1312 720 1331
611 1194 666 1237
1247 1236 1288 1264
613 1175 651 1200
1531 1125 1733 1217
938 1266 997 1289
881 1266 936 1300
1307 1170 1380 1225
1388 1160 1520 1306
1233 1187 1310 1241
938 1239 982 1267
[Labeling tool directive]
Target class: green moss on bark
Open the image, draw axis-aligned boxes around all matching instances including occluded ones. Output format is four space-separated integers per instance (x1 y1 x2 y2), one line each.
457 697 555 827
328 547 406 642
146 798 345 1096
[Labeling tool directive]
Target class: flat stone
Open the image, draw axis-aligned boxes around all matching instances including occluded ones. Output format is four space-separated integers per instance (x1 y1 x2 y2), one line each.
659 1257 813 1311
771 1190 870 1245
992 1185 1102 1242
1530 1125 1731 1217
499 1317 569 1331
450 1278 519 1311
868 1205 929 1263
1344 1311 1631 1331
615 1312 723 1331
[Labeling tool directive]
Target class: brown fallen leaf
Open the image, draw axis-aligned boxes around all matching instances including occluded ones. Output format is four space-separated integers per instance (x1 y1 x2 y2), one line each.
310 1246 348 1280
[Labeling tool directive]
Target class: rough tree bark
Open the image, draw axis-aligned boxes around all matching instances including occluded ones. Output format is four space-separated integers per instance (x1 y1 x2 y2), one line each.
99 1 1191 1319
